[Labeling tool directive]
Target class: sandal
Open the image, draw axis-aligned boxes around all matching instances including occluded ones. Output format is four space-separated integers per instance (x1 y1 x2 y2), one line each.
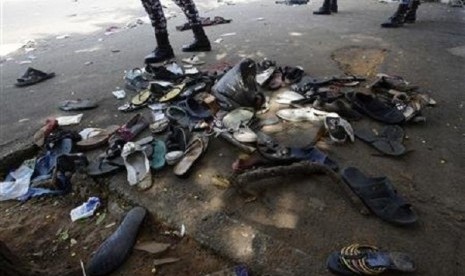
355 125 406 156
341 167 417 225
158 83 186 102
131 89 152 106
327 244 416 275
15 67 55 87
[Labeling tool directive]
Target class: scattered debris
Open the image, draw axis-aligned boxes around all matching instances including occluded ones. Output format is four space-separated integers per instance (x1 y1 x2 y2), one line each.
70 197 101 221
134 242 171 254
112 89 126 99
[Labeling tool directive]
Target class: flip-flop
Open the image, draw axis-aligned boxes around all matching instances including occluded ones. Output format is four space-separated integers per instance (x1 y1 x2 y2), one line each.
341 167 417 225
76 125 120 151
233 127 257 143
131 89 152 106
58 99 98 111
86 207 146 276
15 67 55 87
355 126 406 156
346 92 404 124
276 107 336 123
158 83 186 102
86 157 125 177
267 69 284 90
151 140 167 170
256 67 276 86
173 135 209 177
256 132 339 171
327 252 354 275
121 142 152 190
330 244 416 275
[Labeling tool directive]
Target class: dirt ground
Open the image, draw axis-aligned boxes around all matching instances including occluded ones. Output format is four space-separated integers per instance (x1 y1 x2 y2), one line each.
0 177 232 276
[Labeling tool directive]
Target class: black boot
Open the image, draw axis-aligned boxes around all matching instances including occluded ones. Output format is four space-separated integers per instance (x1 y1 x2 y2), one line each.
144 32 175 64
381 3 409 28
330 0 338 13
404 0 420 23
313 0 331 15
182 25 211 52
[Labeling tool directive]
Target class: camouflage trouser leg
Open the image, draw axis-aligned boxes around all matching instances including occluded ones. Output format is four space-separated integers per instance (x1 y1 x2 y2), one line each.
172 0 202 27
141 0 168 33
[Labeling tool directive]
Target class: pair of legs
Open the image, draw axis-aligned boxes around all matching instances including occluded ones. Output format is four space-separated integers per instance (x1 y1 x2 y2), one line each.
381 0 421 28
312 0 421 28
140 0 211 63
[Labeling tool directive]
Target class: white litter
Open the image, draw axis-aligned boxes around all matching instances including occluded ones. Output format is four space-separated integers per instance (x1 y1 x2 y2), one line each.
214 38 223 44
56 34 70 40
220 32 236 37
56 114 83 126
70 197 101 222
184 67 199 75
112 89 126 99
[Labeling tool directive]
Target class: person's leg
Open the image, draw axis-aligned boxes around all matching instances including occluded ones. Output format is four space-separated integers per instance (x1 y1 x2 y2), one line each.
405 0 421 23
173 0 211 52
141 0 175 63
313 0 331 15
330 0 338 13
381 0 410 28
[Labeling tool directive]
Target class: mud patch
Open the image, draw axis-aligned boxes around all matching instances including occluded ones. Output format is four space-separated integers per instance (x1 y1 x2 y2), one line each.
331 46 388 77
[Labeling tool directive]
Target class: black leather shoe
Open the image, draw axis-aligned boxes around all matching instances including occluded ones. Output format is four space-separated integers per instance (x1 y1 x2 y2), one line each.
144 47 175 64
182 39 211 52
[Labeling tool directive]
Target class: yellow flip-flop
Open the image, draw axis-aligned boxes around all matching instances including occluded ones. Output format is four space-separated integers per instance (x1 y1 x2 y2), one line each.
158 83 185 103
131 89 152 106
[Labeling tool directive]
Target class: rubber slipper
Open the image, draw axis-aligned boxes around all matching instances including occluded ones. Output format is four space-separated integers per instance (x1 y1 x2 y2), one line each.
118 102 147 113
324 115 354 143
165 151 184 166
77 125 120 151
86 207 146 275
355 126 406 156
327 252 354 275
58 99 98 111
158 83 186 102
15 67 55 87
341 167 417 225
275 91 305 105
346 92 404 124
180 81 207 98
222 108 255 131
86 157 125 177
178 97 212 119
122 142 152 190
338 244 415 274
256 132 339 171
151 140 166 170
106 114 149 159
131 89 152 106
150 117 169 134
276 107 336 123
165 106 190 127
291 75 331 93
173 135 209 177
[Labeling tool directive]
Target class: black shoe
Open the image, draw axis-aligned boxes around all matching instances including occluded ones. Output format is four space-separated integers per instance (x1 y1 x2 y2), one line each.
182 40 211 52
182 25 211 52
330 0 338 12
404 0 420 23
313 7 331 15
144 47 174 64
381 3 409 28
